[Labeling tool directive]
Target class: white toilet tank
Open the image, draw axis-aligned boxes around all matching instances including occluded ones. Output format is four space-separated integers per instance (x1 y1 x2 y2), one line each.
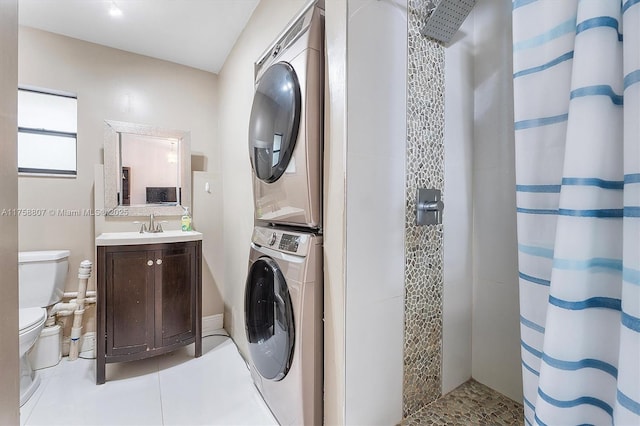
19 250 70 309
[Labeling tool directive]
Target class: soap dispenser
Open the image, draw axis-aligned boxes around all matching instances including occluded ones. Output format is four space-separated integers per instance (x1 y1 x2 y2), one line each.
181 207 192 231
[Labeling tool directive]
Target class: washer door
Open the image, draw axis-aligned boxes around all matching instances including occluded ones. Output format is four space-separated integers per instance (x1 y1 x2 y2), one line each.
248 62 301 183
245 256 295 381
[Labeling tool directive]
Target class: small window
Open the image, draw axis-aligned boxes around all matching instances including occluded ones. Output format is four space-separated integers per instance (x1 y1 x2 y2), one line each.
18 88 77 176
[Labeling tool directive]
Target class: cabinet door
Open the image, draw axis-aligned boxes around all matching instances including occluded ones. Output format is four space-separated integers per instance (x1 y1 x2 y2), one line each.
105 249 155 356
156 242 197 347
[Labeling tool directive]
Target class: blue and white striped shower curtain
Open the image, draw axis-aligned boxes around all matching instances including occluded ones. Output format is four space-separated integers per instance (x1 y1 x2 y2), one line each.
512 0 639 424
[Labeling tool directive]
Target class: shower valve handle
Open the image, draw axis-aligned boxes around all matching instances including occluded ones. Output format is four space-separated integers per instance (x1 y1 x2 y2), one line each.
416 188 443 226
418 200 444 212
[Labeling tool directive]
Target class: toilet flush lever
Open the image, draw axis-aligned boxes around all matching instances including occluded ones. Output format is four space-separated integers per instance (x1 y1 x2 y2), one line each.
416 188 444 226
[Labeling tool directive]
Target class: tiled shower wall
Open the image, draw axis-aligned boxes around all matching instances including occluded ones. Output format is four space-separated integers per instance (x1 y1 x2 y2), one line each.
403 0 445 418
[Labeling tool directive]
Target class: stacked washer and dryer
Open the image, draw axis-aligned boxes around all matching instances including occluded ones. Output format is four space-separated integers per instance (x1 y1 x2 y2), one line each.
244 1 324 425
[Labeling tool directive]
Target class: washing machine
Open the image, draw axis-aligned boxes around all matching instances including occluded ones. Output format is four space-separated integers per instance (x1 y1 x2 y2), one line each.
245 226 323 426
248 0 324 230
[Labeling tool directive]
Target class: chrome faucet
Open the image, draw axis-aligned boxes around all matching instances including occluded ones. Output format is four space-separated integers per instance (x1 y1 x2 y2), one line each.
133 213 165 233
147 213 165 233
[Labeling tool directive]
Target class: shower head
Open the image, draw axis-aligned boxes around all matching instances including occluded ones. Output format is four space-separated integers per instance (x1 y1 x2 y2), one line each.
420 0 476 44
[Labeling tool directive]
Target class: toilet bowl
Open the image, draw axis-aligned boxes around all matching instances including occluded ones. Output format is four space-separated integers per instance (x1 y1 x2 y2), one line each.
19 307 47 406
18 250 69 406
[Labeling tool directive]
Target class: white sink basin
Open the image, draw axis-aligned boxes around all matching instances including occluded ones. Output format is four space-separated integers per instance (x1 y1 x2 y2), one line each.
96 230 203 246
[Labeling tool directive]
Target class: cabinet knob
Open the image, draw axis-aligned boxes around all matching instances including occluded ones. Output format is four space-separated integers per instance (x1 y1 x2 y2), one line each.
147 260 153 266
156 259 162 265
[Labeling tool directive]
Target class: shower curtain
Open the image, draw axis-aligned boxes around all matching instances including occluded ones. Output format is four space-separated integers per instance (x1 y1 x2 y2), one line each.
512 1 639 425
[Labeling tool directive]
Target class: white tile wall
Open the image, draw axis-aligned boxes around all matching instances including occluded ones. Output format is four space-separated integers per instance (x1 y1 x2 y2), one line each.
442 4 475 395
470 0 522 403
345 0 407 424
443 0 523 404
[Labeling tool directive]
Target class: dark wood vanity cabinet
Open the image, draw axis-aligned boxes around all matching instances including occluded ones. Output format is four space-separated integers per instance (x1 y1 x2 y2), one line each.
96 240 202 384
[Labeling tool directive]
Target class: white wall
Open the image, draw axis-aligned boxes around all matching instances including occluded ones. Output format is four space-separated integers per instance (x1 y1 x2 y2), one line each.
442 9 474 395
470 0 521 402
443 0 522 402
323 0 348 424
0 1 20 422
192 171 225 324
344 0 406 424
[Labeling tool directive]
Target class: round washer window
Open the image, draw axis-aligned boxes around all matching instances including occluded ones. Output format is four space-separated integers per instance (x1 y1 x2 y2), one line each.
244 256 295 381
248 62 301 183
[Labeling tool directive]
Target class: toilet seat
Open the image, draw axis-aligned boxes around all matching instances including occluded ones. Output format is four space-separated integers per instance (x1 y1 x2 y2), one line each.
19 307 47 334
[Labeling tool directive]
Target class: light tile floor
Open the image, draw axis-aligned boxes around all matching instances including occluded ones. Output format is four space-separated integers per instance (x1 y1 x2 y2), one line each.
20 335 278 426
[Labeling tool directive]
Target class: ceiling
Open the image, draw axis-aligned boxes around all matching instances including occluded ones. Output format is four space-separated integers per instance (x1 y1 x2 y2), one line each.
18 0 261 74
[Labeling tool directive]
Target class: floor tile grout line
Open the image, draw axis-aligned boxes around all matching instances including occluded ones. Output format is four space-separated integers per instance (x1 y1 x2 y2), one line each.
156 359 165 426
24 339 278 426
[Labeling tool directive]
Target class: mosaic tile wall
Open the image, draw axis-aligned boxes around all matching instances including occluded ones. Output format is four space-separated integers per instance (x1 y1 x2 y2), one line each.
403 0 446 418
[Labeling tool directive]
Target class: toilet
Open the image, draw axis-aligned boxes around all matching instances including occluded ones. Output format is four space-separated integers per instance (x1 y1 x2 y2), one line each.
18 250 69 406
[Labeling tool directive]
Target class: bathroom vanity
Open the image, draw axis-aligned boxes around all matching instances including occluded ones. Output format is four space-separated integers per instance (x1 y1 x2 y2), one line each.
95 231 203 384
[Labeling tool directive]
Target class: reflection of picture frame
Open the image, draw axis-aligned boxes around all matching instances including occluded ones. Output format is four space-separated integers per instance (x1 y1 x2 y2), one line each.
121 167 130 205
146 187 177 204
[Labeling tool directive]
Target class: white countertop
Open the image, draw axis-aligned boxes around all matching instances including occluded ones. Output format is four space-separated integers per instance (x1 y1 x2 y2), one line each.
96 230 203 246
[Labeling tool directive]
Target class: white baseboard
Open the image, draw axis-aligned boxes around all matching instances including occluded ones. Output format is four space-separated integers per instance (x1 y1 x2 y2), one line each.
202 314 225 335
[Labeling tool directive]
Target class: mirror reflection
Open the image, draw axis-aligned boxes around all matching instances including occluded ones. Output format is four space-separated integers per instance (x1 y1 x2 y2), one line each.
119 133 181 206
104 120 191 217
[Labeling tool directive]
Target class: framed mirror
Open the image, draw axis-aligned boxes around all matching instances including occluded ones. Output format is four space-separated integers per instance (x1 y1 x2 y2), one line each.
104 120 191 216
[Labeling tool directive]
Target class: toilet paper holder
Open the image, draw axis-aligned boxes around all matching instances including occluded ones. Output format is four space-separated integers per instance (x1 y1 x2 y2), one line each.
416 188 444 226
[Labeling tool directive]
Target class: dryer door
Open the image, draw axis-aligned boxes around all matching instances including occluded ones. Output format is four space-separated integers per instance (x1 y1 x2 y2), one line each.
248 62 301 183
245 256 295 381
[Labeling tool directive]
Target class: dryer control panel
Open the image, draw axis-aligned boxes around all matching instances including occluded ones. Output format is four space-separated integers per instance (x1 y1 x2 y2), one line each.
279 234 300 252
252 226 314 256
